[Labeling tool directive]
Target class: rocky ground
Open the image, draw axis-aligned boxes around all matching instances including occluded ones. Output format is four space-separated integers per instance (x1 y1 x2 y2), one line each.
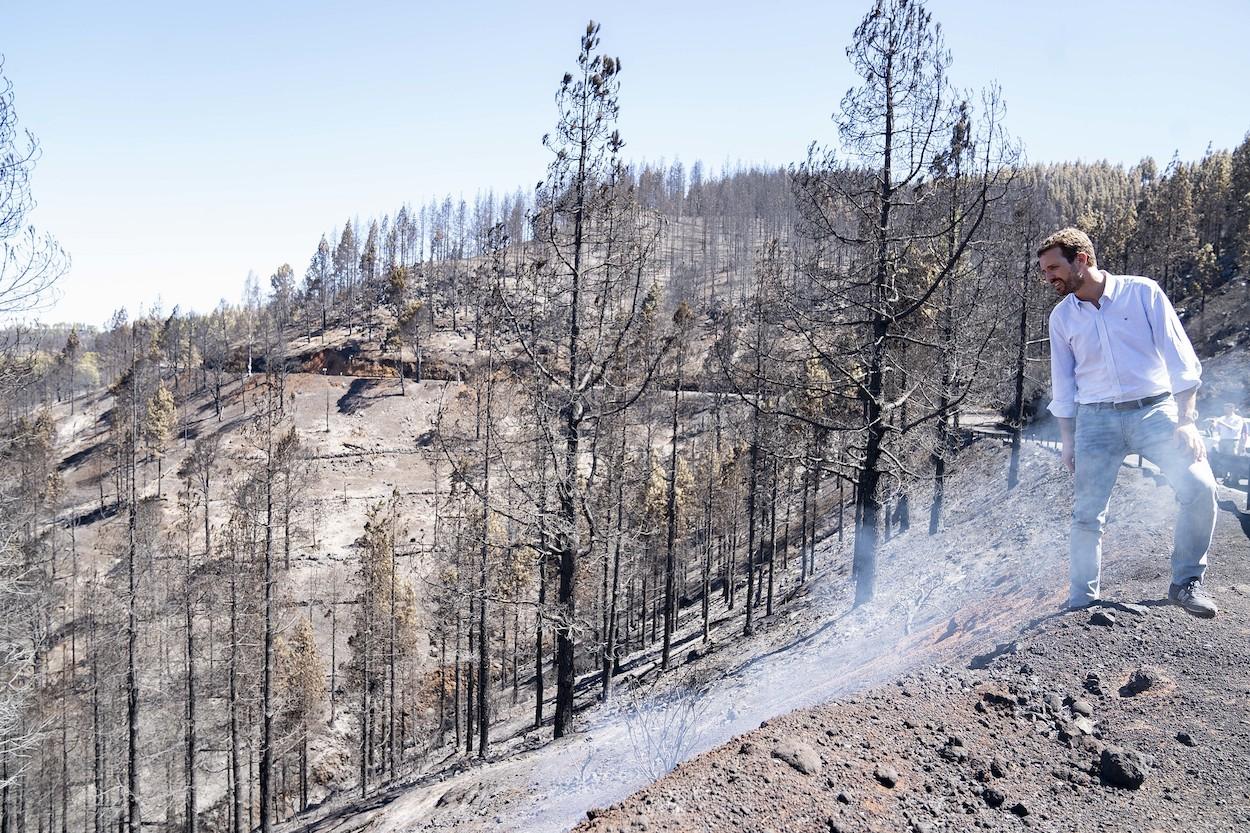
573 471 1250 832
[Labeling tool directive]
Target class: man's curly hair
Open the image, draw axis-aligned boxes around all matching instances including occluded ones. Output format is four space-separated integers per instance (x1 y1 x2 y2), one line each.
1037 227 1098 268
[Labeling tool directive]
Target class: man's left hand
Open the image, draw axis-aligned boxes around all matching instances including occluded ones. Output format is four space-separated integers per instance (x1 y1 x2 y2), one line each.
1175 423 1207 462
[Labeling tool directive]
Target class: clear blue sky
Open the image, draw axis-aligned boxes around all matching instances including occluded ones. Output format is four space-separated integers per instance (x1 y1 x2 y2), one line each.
7 0 1249 327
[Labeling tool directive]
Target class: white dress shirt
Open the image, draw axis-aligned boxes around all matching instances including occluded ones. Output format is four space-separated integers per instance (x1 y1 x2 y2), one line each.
1212 414 1245 441
1047 272 1202 419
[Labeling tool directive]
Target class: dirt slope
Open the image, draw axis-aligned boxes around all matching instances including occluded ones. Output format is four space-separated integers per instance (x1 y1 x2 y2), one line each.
573 462 1250 832
273 437 1248 833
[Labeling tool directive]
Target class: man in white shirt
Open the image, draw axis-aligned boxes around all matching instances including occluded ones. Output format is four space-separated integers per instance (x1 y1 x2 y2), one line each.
1210 402 1247 483
1211 403 1244 455
1041 227 1218 618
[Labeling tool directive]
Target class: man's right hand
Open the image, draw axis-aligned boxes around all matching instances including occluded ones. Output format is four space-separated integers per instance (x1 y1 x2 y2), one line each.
1058 417 1076 473
1060 441 1075 473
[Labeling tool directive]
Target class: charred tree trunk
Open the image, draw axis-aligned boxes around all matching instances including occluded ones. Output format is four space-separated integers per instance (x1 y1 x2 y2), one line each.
183 538 198 833
228 555 243 833
260 392 276 833
601 418 627 700
1008 247 1031 490
125 360 141 833
661 356 682 669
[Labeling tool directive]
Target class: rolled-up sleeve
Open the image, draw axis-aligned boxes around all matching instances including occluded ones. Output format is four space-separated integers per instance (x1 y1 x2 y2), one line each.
1146 281 1202 394
1047 311 1077 419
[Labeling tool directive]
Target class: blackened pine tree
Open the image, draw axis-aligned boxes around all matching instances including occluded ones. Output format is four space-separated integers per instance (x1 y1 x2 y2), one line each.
790 0 1016 605
1 63 65 800
304 235 332 339
502 21 665 738
1006 175 1043 491
333 222 357 334
660 301 692 669
359 221 379 341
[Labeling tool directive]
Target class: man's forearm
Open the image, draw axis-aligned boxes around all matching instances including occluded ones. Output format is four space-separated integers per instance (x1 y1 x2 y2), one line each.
1175 387 1198 426
1058 417 1074 446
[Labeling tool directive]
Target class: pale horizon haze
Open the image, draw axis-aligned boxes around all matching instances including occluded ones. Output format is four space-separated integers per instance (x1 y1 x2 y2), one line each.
6 0 1250 327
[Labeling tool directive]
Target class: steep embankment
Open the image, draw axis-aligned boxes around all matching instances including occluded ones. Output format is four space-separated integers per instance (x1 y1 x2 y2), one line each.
275 436 1250 833
574 460 1250 832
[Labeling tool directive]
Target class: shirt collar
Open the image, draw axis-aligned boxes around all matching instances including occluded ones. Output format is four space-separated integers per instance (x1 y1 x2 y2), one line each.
1100 271 1120 303
1066 270 1117 310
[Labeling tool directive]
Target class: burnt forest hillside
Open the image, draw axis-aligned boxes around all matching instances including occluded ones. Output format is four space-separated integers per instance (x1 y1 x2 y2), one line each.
4 8 1250 833
6 161 1248 833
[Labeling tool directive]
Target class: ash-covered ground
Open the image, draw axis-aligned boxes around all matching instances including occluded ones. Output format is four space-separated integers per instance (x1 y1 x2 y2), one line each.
285 434 1249 833
574 449 1250 833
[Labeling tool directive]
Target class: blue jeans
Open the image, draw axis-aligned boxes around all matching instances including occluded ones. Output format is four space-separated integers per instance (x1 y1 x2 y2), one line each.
1069 396 1217 607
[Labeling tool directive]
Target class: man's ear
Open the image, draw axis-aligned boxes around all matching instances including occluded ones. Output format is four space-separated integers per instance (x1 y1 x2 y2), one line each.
1073 251 1089 268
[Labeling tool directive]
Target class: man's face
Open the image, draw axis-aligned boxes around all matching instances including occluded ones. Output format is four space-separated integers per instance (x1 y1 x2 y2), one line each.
1039 248 1084 296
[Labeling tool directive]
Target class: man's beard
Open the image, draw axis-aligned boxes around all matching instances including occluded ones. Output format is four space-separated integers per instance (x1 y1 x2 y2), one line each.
1051 267 1080 296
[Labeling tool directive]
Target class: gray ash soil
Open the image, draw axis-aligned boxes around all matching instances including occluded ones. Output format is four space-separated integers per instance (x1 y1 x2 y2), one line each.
574 461 1250 833
280 439 1248 833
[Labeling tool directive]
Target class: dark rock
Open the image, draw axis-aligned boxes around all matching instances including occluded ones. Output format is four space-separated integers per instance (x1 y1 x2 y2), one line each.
1176 732 1196 747
836 791 851 804
1071 698 1094 717
990 758 1007 778
981 688 1015 709
738 741 759 755
1056 719 1079 743
1009 802 1030 817
1100 746 1148 789
435 782 482 807
772 739 822 775
1074 734 1105 759
874 765 899 788
982 787 1006 808
585 806 607 821
1084 673 1104 696
1119 668 1160 697
1090 610 1116 626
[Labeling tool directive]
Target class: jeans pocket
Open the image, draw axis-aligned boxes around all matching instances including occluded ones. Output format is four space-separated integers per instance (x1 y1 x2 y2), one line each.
1136 400 1180 452
1075 408 1117 455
